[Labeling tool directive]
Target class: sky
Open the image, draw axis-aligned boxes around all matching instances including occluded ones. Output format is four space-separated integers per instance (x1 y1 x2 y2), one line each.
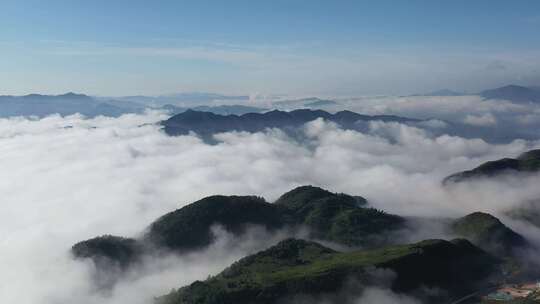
1 0 540 96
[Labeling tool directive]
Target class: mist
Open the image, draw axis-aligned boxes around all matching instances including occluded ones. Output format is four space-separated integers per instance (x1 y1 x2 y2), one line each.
270 94 540 142
2 110 540 304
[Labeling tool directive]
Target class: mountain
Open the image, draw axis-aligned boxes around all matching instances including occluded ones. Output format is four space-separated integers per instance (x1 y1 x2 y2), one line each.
275 186 403 247
451 212 529 257
480 85 540 103
161 109 420 138
73 187 531 273
71 188 531 299
273 97 339 109
145 195 287 252
118 93 249 107
161 104 268 116
72 186 406 270
443 149 540 184
428 89 465 96
71 235 142 270
157 238 500 304
416 89 466 96
304 99 339 107
0 93 144 117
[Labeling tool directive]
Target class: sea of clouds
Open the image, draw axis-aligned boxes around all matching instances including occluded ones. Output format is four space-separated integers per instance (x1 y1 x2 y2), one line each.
262 94 540 142
2 101 540 303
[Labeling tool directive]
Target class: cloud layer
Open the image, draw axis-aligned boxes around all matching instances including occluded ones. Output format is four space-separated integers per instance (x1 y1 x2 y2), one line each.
1 111 540 304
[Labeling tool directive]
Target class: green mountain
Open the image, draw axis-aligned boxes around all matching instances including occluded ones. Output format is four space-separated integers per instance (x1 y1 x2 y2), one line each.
71 235 142 270
275 186 403 246
145 195 287 251
443 149 540 184
451 212 528 257
157 238 500 304
72 186 406 269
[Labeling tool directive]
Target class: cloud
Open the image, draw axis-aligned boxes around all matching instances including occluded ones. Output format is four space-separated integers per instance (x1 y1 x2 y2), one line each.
463 113 497 126
484 60 509 72
11 39 540 96
354 287 421 304
304 95 540 142
1 112 540 303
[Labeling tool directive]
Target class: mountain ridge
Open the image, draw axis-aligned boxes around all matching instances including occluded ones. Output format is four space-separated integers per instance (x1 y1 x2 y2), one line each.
157 238 501 304
161 109 420 138
443 149 540 184
480 84 540 103
71 186 407 271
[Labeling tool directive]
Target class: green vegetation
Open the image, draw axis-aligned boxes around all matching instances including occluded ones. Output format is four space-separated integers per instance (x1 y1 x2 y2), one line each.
71 235 142 269
73 186 406 267
516 150 540 171
145 195 287 251
145 186 403 251
443 149 540 184
275 186 403 246
452 212 528 257
158 238 500 304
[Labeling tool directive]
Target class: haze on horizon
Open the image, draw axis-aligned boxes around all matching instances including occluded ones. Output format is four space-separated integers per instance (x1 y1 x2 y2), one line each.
1 0 540 97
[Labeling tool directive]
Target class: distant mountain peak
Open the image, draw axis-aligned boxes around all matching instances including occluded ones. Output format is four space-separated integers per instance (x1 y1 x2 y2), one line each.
274 97 339 108
480 84 540 103
60 92 89 98
409 89 465 97
426 89 465 96
0 92 143 117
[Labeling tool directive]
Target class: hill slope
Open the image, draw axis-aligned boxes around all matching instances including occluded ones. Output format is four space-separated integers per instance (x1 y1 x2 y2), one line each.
158 238 500 304
275 186 403 246
443 149 540 184
451 212 529 257
145 195 287 251
72 186 406 269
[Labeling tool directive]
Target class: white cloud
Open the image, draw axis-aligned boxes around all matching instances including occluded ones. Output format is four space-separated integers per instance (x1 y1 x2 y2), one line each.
354 287 421 304
7 39 540 96
1 112 540 304
463 113 497 126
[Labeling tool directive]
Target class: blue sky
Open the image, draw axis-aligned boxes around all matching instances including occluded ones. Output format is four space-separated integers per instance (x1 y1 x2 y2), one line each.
1 0 539 96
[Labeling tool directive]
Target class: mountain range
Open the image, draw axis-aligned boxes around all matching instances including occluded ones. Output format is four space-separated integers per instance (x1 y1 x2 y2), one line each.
161 104 268 116
413 89 466 97
0 84 538 119
0 93 144 118
71 186 533 302
480 85 540 103
72 186 406 270
117 92 250 107
161 109 420 138
416 84 540 103
273 97 340 109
